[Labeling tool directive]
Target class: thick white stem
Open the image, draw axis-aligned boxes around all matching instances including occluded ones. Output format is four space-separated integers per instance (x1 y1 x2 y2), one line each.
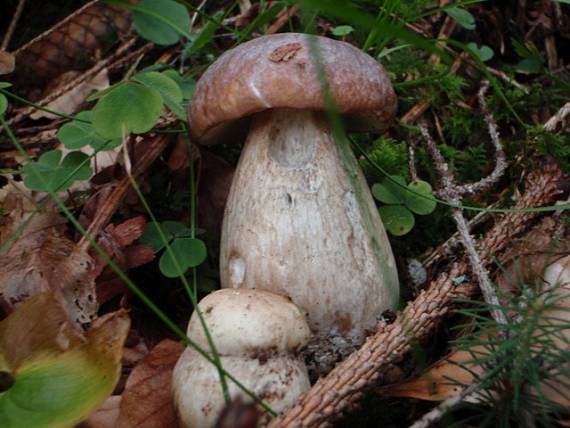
221 108 399 341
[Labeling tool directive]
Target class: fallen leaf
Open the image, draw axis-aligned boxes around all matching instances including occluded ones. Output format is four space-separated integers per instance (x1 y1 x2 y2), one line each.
0 51 15 75
30 69 109 120
379 254 570 410
83 396 122 428
106 216 147 247
378 344 487 401
215 396 260 428
116 339 185 428
496 217 570 297
0 291 130 428
0 201 97 326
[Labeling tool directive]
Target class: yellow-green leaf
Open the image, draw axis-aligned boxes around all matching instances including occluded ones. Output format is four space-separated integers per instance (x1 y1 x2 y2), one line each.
0 292 130 428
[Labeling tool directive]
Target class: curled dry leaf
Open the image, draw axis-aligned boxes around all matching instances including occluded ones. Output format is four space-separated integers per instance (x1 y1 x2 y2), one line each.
83 395 122 428
0 291 130 428
30 68 109 120
0 196 97 326
215 396 260 428
0 51 15 75
496 217 570 297
377 344 486 402
93 215 155 304
115 339 185 428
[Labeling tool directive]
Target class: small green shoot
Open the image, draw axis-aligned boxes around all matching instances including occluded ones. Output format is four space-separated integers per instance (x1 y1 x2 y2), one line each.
0 94 7 115
467 42 494 62
331 25 354 36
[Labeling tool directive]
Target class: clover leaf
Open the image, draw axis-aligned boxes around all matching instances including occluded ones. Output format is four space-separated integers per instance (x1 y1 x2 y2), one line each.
92 82 163 139
22 150 92 193
58 111 122 150
158 238 207 278
373 176 436 236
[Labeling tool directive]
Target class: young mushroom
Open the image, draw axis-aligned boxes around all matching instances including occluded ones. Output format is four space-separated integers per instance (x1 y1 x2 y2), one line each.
172 288 311 428
189 33 399 347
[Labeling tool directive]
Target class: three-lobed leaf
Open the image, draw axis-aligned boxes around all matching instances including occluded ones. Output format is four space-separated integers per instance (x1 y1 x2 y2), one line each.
372 175 407 205
92 82 162 139
140 220 192 252
379 205 415 236
159 238 207 278
467 42 494 63
58 111 121 150
404 180 437 215
22 150 92 193
134 71 185 120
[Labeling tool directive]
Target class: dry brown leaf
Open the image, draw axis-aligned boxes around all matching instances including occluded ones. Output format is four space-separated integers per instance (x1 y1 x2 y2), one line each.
83 396 122 428
105 216 147 248
0 199 97 325
496 217 570 297
0 292 130 427
30 68 109 120
380 253 570 409
215 396 260 428
378 344 487 402
0 51 15 75
116 339 185 428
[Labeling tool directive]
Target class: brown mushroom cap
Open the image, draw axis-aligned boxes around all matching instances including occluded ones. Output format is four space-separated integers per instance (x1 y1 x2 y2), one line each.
188 33 397 144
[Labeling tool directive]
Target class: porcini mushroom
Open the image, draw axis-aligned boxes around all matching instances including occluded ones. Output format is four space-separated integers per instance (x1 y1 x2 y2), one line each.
189 33 399 345
172 288 311 428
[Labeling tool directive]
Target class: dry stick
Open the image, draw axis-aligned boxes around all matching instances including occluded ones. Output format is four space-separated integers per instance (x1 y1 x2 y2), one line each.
77 135 169 252
420 201 500 270
456 83 507 196
417 83 509 328
1 0 26 51
268 164 563 428
267 5 299 35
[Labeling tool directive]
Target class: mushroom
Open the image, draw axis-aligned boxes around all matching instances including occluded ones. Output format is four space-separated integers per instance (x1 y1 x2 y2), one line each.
188 33 399 345
172 288 311 428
